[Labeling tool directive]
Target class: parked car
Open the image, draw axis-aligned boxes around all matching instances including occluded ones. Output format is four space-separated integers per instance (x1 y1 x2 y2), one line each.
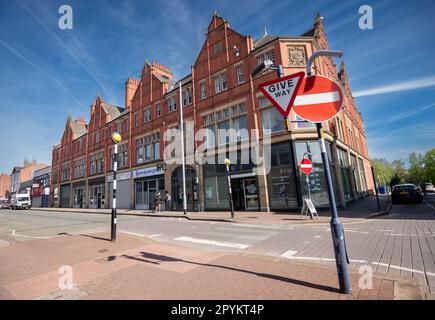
391 184 423 204
422 183 435 193
10 193 31 210
0 198 11 209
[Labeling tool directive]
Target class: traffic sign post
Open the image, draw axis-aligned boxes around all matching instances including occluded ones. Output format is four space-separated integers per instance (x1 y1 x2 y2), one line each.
305 51 352 294
299 156 313 201
257 50 351 294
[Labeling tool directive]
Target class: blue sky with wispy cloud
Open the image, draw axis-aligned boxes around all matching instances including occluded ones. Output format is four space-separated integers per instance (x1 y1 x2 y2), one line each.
0 0 434 173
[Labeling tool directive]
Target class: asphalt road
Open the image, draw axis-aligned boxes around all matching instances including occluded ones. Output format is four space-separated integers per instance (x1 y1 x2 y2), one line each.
1 194 434 293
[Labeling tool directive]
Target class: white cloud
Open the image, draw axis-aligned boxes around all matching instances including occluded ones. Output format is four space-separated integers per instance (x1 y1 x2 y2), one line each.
353 76 435 97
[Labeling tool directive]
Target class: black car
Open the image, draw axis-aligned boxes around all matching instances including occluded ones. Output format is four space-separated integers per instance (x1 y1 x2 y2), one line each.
391 184 423 204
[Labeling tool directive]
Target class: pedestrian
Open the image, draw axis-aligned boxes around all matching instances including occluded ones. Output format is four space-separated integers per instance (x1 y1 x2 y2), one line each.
177 191 183 210
154 192 161 213
164 190 171 211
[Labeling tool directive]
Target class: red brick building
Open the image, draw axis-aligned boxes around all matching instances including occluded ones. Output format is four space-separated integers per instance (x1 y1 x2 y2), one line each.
0 173 10 198
51 13 372 211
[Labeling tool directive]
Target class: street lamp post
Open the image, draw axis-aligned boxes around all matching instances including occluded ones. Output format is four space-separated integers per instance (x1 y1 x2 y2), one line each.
224 158 234 218
111 132 122 242
306 50 352 294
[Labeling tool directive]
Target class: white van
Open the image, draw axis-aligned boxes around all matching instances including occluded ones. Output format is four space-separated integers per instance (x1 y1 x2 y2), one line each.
11 193 31 210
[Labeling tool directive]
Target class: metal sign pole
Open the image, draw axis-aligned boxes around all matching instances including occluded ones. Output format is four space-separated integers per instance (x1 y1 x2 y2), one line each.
111 143 118 242
307 52 352 294
179 82 187 215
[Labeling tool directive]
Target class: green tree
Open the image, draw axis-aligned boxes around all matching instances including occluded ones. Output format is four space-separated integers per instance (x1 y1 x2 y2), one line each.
371 158 393 186
407 152 425 184
423 148 435 184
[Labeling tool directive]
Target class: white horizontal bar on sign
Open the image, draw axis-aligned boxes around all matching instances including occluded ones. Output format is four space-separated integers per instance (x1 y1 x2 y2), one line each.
294 91 340 106
300 164 312 168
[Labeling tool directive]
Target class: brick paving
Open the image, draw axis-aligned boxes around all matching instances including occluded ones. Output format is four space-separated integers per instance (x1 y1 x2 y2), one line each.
0 231 423 300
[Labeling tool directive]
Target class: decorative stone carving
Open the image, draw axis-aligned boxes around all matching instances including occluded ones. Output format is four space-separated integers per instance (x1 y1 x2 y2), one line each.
287 46 307 67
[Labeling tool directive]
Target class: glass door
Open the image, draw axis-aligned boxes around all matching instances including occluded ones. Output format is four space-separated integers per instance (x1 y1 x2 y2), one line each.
148 180 156 210
244 178 259 210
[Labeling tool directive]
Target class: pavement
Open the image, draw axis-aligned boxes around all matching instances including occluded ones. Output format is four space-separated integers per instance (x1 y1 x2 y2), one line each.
0 232 422 300
1 194 433 300
33 195 392 226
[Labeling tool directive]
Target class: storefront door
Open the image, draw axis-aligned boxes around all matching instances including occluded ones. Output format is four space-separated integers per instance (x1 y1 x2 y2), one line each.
231 178 259 211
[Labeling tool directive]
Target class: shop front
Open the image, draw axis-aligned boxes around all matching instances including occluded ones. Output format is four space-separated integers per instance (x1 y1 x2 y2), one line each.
108 171 131 209
295 140 330 207
202 151 258 211
59 184 71 208
72 182 86 208
88 177 105 209
267 142 298 210
133 166 165 210
171 166 198 211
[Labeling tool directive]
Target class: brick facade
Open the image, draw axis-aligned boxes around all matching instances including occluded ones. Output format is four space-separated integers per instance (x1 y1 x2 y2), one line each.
51 13 373 211
0 174 10 198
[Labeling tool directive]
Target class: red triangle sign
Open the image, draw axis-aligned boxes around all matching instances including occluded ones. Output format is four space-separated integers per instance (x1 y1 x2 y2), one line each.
258 71 305 117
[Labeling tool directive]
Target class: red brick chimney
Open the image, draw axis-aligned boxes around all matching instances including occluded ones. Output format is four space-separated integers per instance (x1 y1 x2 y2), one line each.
125 77 139 109
75 116 86 126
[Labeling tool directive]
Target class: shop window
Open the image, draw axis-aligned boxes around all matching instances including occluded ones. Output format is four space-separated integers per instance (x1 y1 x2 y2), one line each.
295 141 329 207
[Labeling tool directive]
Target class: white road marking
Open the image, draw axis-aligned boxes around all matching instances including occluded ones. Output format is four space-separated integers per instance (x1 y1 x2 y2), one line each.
280 250 298 258
280 250 367 263
314 235 322 238
149 233 162 238
121 231 162 239
121 231 146 237
174 236 250 249
294 91 340 106
344 229 369 234
371 262 435 277
379 229 393 232
0 227 54 239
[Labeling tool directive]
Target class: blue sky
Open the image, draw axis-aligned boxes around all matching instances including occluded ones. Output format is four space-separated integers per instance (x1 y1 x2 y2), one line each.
0 0 434 173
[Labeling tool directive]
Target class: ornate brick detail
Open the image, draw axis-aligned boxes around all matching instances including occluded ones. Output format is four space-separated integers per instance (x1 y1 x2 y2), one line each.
287 46 307 67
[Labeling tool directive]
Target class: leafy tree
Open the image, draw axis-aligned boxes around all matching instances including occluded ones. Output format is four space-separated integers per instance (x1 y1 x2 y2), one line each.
423 148 435 184
407 152 425 184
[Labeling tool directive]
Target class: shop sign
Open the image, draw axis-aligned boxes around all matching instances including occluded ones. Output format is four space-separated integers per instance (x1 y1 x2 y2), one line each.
133 166 164 179
107 171 131 182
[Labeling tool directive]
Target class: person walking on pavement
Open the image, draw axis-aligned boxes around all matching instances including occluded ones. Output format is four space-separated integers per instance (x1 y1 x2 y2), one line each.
154 192 162 213
164 190 171 211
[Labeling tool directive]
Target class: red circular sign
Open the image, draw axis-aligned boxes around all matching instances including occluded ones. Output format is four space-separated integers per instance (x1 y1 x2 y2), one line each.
300 158 313 175
293 75 344 122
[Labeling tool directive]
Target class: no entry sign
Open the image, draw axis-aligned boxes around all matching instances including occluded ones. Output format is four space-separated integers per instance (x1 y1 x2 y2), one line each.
258 72 305 117
299 158 313 175
293 75 344 122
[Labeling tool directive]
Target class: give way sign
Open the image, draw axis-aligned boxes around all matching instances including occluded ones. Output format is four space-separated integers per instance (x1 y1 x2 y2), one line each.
258 72 305 117
293 75 344 122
